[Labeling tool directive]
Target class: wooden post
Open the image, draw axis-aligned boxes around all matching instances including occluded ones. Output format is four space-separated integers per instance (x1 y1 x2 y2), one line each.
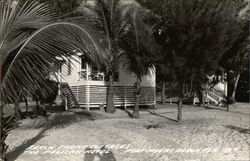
86 63 90 110
65 98 68 110
154 86 156 106
124 86 127 109
224 73 228 97
58 83 61 95
76 85 79 102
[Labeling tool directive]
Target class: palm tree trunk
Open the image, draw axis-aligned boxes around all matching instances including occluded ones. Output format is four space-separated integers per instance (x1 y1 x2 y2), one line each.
161 82 166 104
133 78 140 118
106 73 116 113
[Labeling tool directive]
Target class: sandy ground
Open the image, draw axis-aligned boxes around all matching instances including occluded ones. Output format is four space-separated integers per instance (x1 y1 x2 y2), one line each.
5 103 250 161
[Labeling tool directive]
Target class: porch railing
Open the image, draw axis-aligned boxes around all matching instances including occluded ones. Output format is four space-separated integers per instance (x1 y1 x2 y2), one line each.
78 70 104 81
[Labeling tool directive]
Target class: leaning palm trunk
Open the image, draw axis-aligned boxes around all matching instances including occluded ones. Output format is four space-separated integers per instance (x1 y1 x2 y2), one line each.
0 102 18 161
106 74 116 113
0 102 4 161
133 78 141 118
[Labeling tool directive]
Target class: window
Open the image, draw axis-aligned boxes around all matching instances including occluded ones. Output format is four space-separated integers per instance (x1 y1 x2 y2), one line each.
90 64 104 81
79 71 87 80
81 57 87 69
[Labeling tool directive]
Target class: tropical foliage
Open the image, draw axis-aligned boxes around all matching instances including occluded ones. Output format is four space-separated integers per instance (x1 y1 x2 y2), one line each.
19 0 84 15
76 0 145 113
138 0 247 121
119 2 155 118
0 1 104 160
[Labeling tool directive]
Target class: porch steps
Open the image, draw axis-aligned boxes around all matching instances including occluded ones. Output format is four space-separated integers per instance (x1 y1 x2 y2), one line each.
60 83 80 109
206 88 225 105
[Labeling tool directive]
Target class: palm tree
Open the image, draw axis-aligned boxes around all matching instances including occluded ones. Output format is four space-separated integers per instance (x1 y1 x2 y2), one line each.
0 1 104 160
119 3 155 118
79 0 136 113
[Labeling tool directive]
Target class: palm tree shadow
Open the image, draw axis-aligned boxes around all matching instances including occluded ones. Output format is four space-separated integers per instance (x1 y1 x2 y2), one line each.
6 128 47 161
146 110 178 122
84 147 116 161
7 111 94 161
224 125 250 134
204 106 226 111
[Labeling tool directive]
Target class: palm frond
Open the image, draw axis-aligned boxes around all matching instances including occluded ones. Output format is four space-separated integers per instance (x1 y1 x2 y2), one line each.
76 0 134 72
0 1 106 103
118 3 155 80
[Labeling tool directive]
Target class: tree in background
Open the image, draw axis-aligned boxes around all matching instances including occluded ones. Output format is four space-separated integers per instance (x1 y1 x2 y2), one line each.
138 0 246 121
219 6 249 105
236 64 249 102
156 64 177 104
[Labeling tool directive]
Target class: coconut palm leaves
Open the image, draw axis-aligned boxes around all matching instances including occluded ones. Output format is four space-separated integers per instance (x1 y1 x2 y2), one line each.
119 3 155 118
78 0 133 113
120 3 154 78
0 1 105 160
77 0 154 114
0 1 104 103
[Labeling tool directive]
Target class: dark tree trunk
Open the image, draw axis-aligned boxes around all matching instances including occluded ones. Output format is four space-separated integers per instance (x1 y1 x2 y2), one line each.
161 82 166 104
202 92 205 106
133 78 140 118
197 91 202 106
226 103 230 111
177 82 185 122
106 74 116 113
196 86 205 107
25 97 28 113
177 97 183 122
14 103 21 120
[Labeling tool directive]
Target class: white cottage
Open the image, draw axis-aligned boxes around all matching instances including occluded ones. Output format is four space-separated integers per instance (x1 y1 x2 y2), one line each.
55 54 156 110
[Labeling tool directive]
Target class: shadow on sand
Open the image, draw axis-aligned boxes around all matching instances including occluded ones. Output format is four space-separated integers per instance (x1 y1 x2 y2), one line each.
146 110 178 122
7 110 95 161
224 125 250 134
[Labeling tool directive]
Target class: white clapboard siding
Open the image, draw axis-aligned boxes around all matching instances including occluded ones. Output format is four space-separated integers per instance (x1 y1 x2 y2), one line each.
70 85 155 108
